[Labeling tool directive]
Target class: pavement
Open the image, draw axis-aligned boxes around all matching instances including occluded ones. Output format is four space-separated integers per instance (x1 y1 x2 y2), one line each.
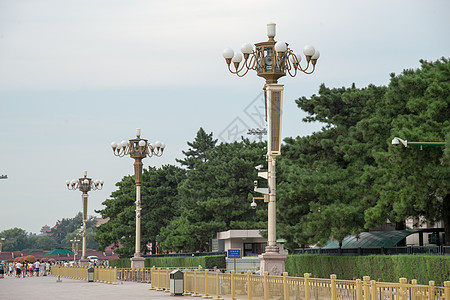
0 274 200 300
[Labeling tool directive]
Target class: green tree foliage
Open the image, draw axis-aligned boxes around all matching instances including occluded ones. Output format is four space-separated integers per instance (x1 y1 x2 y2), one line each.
278 83 388 248
49 212 97 247
159 131 267 252
365 58 450 244
95 165 186 256
0 227 30 251
176 127 217 169
35 235 58 250
278 58 449 248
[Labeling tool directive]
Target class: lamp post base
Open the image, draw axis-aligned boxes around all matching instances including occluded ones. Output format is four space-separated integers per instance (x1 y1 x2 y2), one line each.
258 251 286 276
131 256 145 269
79 258 90 267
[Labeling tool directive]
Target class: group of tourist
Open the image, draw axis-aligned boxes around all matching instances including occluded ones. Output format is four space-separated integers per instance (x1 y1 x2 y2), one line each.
0 260 51 278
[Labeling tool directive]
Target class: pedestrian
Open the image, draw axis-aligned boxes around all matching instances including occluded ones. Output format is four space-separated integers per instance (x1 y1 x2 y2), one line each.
15 262 22 278
28 262 33 277
0 263 4 278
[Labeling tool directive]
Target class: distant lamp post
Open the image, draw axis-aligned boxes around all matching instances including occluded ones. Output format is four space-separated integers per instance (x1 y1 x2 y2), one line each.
247 128 267 142
0 237 5 252
223 23 319 275
392 137 445 148
111 128 165 269
66 171 103 267
70 238 80 263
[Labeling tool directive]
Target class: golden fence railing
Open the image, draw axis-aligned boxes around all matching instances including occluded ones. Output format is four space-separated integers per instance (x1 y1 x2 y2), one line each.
50 266 117 285
148 268 449 300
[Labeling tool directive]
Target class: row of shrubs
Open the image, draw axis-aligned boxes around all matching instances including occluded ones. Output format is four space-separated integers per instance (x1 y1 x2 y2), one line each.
109 254 449 286
285 254 450 286
109 255 226 270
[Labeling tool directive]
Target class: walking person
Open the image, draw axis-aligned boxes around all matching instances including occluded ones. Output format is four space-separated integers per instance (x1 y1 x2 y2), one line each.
34 260 40 277
15 262 22 278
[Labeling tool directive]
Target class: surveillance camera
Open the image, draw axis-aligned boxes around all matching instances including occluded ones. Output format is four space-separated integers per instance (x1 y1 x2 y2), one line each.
255 164 263 171
254 180 258 187
391 138 399 147
251 200 257 209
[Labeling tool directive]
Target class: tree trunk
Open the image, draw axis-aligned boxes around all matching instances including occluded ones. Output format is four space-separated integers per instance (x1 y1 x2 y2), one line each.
443 194 450 246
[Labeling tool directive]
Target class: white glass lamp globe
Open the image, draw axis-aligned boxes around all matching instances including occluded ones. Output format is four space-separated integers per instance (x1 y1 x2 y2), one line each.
111 142 118 149
303 45 316 57
222 48 234 59
120 140 128 148
241 43 253 54
231 53 243 63
311 50 320 60
275 41 287 53
138 140 146 147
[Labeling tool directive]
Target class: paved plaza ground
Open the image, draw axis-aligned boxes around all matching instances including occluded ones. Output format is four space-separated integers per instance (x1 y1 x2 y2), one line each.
0 275 198 300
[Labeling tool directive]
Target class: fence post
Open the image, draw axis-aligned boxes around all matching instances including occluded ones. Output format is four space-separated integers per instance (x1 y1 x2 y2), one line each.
157 268 164 291
428 281 435 300
231 270 236 300
165 268 170 292
113 267 117 285
192 269 200 297
363 276 370 299
184 269 192 296
355 279 362 300
370 280 378 299
203 269 212 299
399 277 407 300
149 266 156 290
410 279 417 300
214 269 223 300
304 273 310 300
264 271 269 300
444 281 450 300
330 274 337 300
247 270 252 300
283 272 289 300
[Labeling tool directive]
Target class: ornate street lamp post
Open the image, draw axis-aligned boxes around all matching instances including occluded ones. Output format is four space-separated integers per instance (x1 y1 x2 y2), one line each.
223 23 319 275
111 128 165 269
66 171 103 267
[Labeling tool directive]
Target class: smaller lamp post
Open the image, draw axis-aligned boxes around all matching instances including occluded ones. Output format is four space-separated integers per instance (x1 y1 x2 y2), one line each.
66 171 103 267
392 137 445 148
70 238 80 263
111 128 165 269
0 237 5 252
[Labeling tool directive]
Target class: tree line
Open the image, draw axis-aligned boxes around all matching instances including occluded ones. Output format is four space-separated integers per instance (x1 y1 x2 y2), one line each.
0 212 98 252
97 58 450 255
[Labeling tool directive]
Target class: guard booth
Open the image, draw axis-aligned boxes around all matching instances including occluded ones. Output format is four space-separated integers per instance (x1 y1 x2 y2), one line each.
87 267 95 282
170 270 184 296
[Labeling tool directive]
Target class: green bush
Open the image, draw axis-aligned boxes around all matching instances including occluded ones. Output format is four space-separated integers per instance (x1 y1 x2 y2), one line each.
144 255 226 269
285 254 450 285
108 258 131 268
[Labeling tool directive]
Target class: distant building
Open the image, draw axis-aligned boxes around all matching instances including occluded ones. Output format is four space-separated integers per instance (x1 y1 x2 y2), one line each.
40 225 51 235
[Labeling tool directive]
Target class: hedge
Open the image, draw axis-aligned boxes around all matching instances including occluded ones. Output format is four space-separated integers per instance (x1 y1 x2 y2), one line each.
109 255 226 270
285 254 450 286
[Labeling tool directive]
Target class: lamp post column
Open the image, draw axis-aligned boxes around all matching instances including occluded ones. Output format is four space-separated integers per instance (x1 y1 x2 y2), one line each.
81 192 88 263
267 156 277 251
131 158 145 268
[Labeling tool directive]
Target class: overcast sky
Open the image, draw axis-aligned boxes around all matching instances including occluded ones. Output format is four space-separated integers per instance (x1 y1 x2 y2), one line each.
1 0 449 234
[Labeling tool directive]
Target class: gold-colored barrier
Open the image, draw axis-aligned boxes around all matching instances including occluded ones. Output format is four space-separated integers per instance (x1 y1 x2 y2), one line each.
50 266 117 285
151 268 450 300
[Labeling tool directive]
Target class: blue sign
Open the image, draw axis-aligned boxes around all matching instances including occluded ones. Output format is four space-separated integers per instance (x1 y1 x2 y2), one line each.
227 249 241 259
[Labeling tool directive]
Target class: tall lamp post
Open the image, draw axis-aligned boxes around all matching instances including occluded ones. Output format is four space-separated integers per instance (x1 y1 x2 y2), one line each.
111 128 165 269
223 23 319 275
66 171 104 267
0 237 5 252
